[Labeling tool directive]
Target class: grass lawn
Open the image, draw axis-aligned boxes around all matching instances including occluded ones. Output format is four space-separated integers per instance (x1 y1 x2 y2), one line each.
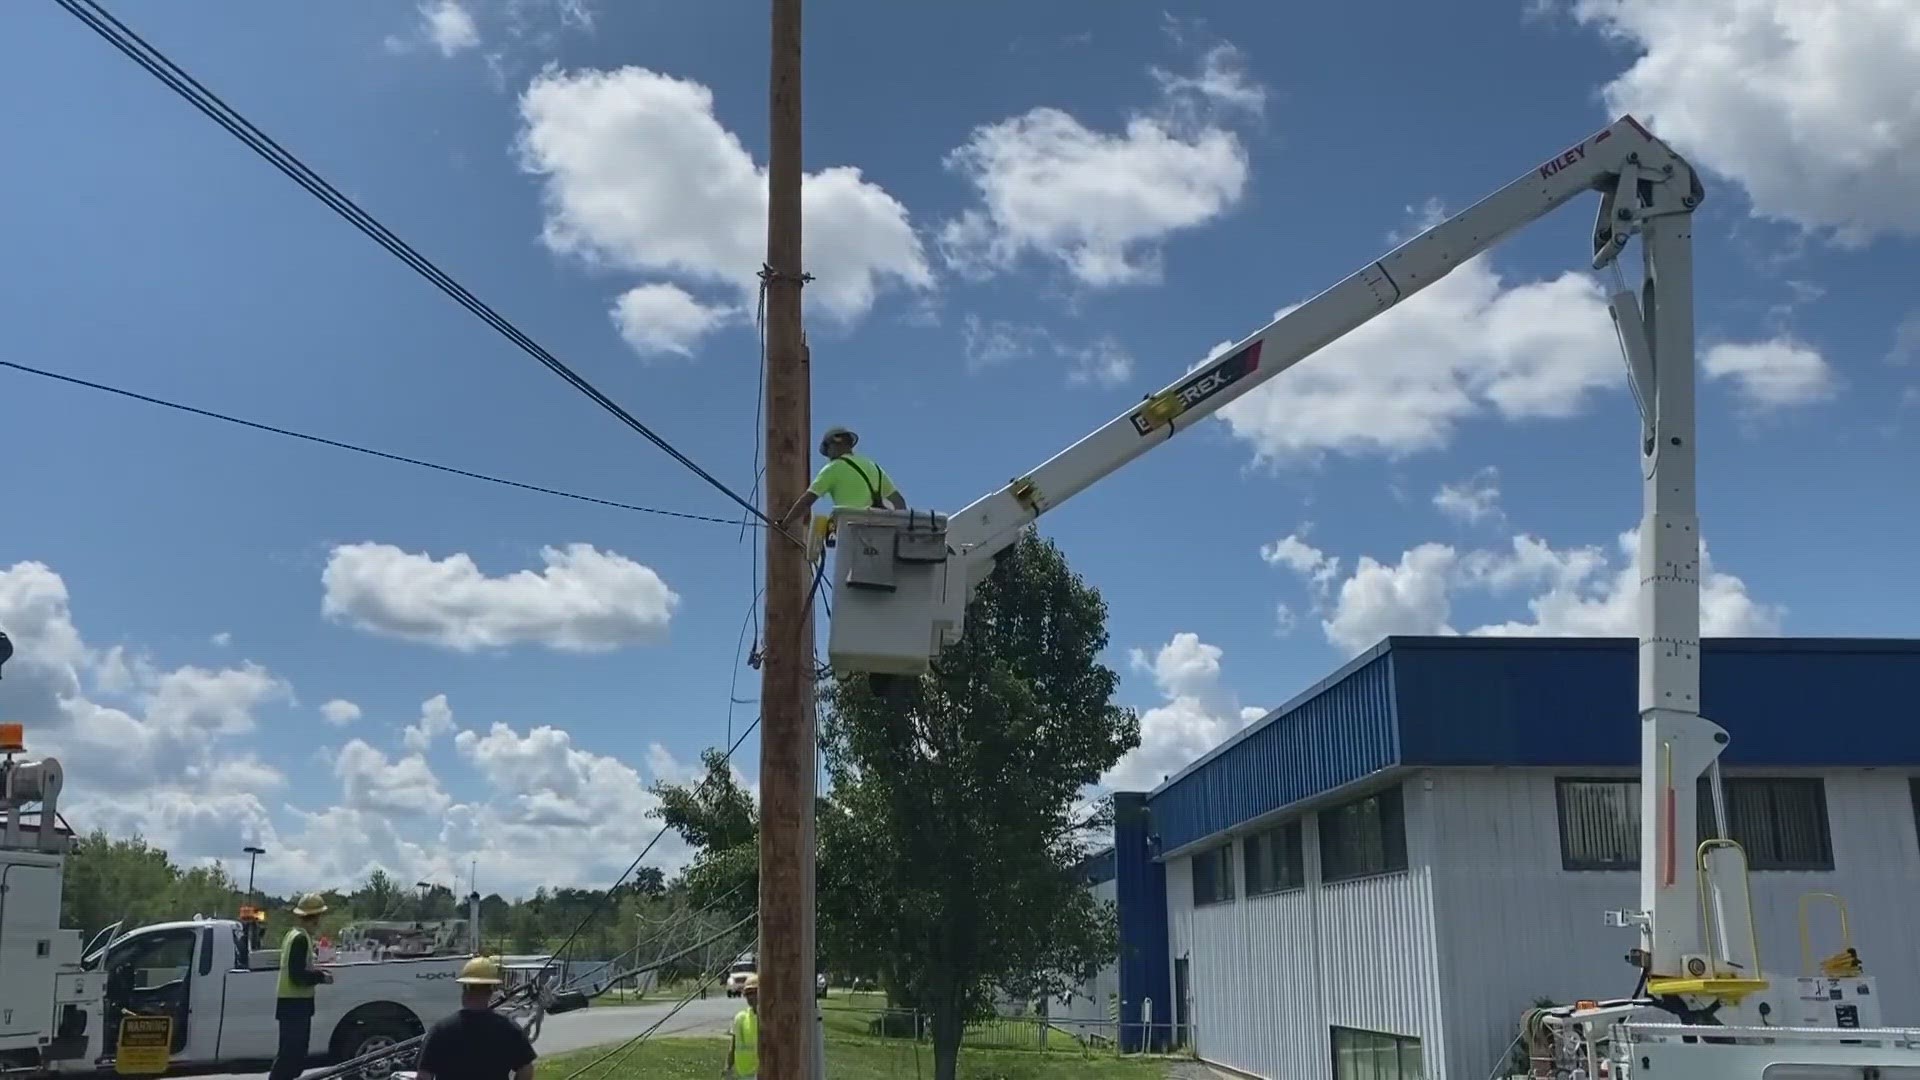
539 1034 1171 1080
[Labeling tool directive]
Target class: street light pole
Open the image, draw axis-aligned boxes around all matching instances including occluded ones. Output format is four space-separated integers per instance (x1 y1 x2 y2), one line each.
243 845 266 899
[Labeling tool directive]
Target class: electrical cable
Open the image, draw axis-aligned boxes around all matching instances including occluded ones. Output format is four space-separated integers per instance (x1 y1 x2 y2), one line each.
291 915 756 1080
523 713 760 992
0 360 747 527
562 909 756 1002
556 880 749 997
560 930 761 1080
55 0 791 540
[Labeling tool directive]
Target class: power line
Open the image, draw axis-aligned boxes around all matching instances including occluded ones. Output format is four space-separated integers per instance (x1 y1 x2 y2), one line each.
55 0 777 533
0 359 749 526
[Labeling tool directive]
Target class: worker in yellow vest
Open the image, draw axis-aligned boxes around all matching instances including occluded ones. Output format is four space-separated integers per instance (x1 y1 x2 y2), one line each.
784 426 906 529
724 974 759 1080
269 893 334 1080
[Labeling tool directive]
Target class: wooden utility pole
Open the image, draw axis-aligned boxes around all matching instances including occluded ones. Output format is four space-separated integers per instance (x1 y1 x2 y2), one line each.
760 0 814 1079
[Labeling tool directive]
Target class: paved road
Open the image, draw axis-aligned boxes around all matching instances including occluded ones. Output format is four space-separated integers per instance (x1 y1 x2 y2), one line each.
196 997 741 1080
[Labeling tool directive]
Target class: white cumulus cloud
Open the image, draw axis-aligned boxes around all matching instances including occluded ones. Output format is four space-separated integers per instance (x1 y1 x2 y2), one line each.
940 110 1249 287
1102 633 1264 791
334 738 451 817
321 542 679 652
0 561 288 852
1434 467 1506 526
1266 526 1782 655
0 559 709 897
385 0 482 56
611 283 736 359
1151 43 1268 118
958 317 1136 386
517 66 931 357
1574 0 1920 245
403 694 457 752
937 45 1262 288
1215 217 1624 462
321 699 362 726
1703 338 1837 409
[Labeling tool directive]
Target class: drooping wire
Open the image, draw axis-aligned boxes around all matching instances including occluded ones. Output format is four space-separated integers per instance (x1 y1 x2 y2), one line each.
560 930 762 1080
526 714 761 980
55 0 784 536
0 360 747 527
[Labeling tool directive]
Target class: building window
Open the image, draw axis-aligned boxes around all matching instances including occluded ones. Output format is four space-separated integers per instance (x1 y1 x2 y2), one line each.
1319 785 1408 884
1244 820 1305 896
1191 844 1235 906
1557 778 1641 870
1555 776 1835 872
1332 1026 1424 1080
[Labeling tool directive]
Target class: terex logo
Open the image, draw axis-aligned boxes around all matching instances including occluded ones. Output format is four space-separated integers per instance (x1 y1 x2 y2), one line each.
1129 341 1264 436
1539 141 1588 180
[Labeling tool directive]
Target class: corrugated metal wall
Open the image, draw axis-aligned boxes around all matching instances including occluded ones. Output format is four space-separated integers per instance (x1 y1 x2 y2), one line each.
1151 649 1400 855
1163 779 1451 1080
1425 767 1920 1080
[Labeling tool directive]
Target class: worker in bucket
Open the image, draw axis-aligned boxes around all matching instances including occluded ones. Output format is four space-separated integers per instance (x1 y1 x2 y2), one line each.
415 956 537 1080
269 894 335 1080
724 973 760 1080
784 426 906 529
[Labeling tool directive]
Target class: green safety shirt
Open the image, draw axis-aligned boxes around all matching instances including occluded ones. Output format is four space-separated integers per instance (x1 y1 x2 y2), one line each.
808 454 895 511
732 1008 759 1077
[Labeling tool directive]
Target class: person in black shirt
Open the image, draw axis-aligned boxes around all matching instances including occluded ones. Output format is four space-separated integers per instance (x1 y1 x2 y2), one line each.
417 957 536 1080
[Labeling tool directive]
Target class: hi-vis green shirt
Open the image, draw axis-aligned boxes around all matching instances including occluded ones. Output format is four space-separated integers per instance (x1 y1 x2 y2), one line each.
732 1008 759 1077
808 454 895 510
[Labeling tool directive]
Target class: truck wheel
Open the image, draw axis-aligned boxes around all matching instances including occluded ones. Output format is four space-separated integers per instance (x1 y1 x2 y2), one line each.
333 1016 419 1080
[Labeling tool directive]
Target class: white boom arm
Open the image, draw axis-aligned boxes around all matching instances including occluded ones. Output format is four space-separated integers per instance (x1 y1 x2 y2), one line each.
827 114 1725 985
828 114 1920 1073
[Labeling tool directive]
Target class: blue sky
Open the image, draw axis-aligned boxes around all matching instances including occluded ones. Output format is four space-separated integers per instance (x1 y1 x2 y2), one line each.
1 0 1914 897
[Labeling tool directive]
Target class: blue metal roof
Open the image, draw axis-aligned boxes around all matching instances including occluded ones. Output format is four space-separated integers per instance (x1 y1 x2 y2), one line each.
1146 637 1920 855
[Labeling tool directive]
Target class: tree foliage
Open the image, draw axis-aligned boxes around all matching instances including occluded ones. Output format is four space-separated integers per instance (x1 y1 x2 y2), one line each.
56 829 673 963
650 746 760 921
818 529 1138 1080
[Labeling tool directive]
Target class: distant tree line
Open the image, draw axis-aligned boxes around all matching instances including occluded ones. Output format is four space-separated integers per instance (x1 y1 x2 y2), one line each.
60 835 670 962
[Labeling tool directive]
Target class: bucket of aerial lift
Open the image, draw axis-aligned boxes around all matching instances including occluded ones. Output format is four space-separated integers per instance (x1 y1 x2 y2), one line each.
824 507 958 677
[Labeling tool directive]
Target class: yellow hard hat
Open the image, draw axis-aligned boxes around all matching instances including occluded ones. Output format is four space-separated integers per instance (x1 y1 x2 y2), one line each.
456 956 504 986
291 893 329 917
741 973 760 991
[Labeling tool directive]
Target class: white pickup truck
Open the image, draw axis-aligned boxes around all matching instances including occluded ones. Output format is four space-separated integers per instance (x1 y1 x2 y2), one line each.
83 917 468 1077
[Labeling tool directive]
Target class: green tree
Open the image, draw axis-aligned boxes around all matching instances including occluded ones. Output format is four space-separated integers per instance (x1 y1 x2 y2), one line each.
817 529 1138 1080
651 748 759 920
350 868 406 921
60 830 178 940
165 862 240 920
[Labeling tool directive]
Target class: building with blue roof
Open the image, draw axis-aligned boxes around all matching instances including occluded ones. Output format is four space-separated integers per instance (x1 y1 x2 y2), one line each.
1090 636 1920 1080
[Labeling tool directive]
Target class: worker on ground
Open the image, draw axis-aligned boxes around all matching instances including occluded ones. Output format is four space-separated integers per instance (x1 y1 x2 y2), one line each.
416 956 537 1080
724 973 760 1080
269 894 334 1080
783 426 905 531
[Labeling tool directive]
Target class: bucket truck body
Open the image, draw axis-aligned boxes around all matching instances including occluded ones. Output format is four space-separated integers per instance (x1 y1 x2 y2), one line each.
822 115 1920 1078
